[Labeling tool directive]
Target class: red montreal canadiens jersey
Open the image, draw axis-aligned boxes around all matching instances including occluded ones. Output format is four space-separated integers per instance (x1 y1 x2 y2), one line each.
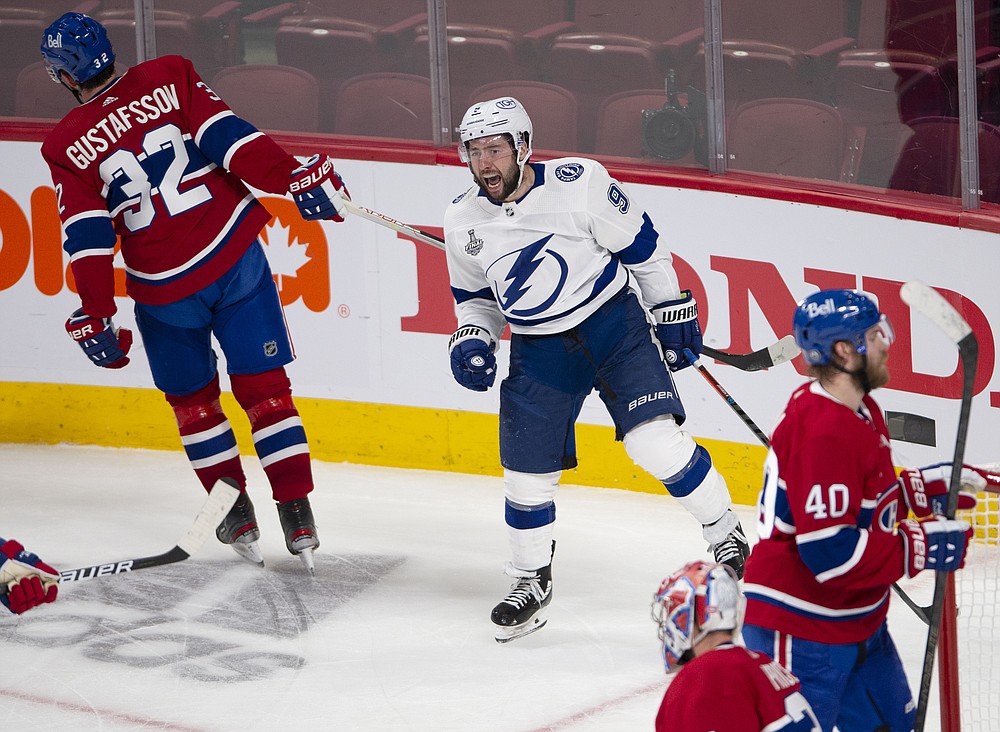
42 55 299 316
656 644 820 731
743 381 906 644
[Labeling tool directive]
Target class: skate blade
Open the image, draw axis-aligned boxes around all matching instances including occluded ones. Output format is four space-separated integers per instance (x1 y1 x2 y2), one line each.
494 611 549 644
296 546 316 576
231 540 264 567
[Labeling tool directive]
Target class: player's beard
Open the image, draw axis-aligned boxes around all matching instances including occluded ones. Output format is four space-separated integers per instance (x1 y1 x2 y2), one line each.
474 159 520 203
866 353 890 390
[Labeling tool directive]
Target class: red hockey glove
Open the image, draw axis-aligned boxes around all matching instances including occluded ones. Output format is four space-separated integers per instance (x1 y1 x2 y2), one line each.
0 539 59 614
897 463 981 518
899 517 973 578
65 308 132 369
289 154 350 222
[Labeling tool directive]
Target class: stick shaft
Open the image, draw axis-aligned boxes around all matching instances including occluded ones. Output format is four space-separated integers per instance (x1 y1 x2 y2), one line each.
686 349 770 447
343 199 445 249
58 480 239 584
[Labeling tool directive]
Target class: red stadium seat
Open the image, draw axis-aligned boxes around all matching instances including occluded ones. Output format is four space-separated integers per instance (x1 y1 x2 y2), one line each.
15 61 77 120
540 0 706 151
727 98 846 181
96 1 245 79
209 65 320 132
888 116 1000 202
466 81 580 155
594 90 669 159
0 18 46 117
331 73 433 141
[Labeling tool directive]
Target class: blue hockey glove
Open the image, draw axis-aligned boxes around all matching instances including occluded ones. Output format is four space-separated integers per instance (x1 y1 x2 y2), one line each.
899 517 972 578
289 154 350 222
651 290 702 371
0 538 59 614
449 325 497 392
65 308 132 369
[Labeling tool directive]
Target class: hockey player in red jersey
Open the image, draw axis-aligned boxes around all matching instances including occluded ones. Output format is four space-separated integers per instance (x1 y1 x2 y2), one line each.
652 560 820 731
40 13 351 574
1 538 59 615
742 289 976 731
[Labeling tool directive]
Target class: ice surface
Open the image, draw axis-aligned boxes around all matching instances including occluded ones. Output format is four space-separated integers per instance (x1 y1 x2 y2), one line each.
0 444 942 730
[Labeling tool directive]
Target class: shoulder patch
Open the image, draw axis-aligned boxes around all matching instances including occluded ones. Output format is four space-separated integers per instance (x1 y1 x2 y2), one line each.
554 162 585 182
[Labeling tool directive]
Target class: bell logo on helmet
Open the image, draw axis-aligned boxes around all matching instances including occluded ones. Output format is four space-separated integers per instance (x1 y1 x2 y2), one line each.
46 33 63 49
804 297 836 318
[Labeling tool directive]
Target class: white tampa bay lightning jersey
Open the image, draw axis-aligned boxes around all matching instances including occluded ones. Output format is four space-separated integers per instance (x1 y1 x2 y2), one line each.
444 158 681 339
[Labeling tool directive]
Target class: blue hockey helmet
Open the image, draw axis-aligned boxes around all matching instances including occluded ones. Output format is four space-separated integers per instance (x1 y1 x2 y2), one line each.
41 13 115 85
794 289 887 365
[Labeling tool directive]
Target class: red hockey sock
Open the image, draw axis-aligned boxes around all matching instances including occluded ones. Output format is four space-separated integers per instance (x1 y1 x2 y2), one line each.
231 369 313 503
167 374 246 493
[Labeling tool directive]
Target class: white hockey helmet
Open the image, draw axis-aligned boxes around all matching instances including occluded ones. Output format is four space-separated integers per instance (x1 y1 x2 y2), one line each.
651 560 742 673
458 96 533 168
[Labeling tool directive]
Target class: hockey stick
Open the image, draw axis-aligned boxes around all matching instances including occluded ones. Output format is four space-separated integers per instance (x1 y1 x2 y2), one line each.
343 199 446 249
898 281 978 732
684 348 771 447
702 335 800 372
57 479 240 583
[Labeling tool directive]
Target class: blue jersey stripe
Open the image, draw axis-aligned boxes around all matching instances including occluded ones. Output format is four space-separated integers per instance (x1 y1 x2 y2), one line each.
616 212 658 265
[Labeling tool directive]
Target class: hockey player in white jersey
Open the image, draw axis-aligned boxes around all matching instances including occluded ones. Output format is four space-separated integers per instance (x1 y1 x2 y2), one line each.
444 97 749 642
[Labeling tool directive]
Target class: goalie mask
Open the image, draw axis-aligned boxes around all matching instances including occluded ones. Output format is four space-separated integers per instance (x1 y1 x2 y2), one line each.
458 97 533 187
651 561 741 673
41 12 115 85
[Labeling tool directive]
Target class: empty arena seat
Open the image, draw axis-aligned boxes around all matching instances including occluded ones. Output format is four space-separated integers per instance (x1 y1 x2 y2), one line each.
96 1 245 79
209 64 320 132
540 0 706 151
727 98 846 181
888 116 1000 202
0 18 46 117
466 81 580 154
14 61 76 120
593 90 668 158
331 73 432 140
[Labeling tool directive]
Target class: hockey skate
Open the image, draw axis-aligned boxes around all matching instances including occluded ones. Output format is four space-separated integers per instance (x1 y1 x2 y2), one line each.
491 543 555 643
216 486 264 567
277 497 319 575
708 519 750 580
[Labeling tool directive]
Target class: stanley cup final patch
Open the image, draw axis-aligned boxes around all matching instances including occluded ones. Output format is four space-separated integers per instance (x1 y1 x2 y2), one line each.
465 229 484 256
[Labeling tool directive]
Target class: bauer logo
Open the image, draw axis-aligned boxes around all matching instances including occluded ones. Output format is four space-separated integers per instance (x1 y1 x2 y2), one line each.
628 391 673 411
554 163 584 182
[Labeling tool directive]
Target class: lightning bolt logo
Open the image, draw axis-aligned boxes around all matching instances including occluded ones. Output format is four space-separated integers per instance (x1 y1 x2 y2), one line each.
494 234 569 317
499 234 552 309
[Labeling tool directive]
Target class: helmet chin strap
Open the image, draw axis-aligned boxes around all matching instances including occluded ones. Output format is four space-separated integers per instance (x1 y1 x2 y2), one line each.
512 142 529 191
831 354 872 394
57 73 84 104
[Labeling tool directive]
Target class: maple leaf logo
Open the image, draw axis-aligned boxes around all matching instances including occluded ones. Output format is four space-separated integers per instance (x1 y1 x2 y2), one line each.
261 219 311 290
